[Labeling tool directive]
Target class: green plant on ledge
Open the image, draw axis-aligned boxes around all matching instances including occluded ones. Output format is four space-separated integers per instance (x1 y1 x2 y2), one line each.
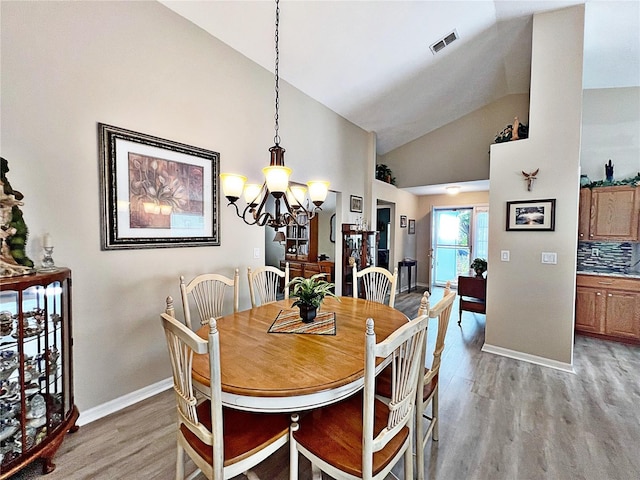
376 164 396 185
470 258 487 277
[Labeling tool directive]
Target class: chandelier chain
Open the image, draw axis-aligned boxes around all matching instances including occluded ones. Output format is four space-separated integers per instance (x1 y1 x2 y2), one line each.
273 0 281 146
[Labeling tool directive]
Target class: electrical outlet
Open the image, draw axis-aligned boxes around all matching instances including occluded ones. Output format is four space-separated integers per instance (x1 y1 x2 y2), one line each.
541 252 557 264
591 248 599 257
501 250 510 262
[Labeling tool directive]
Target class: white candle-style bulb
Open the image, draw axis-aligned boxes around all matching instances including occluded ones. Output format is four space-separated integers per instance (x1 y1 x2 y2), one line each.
43 233 52 248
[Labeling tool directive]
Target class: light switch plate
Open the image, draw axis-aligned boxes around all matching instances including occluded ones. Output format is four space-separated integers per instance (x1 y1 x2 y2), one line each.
253 247 260 259
541 252 557 264
501 250 510 261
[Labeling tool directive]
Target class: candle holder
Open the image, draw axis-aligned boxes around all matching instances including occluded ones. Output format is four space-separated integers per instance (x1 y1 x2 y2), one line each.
39 246 56 271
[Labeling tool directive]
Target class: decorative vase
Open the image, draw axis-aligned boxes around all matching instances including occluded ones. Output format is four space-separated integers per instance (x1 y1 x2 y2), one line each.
475 270 484 278
298 304 317 323
580 174 590 187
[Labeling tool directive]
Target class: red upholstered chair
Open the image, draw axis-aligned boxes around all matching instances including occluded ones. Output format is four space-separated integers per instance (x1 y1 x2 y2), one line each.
457 275 486 325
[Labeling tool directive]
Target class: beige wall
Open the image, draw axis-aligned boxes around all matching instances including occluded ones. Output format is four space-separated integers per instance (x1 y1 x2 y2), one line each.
381 94 531 187
581 87 640 181
485 5 584 369
372 179 420 281
1 1 371 414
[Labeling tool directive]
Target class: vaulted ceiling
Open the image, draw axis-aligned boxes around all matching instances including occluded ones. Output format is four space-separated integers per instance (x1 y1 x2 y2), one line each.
161 1 639 156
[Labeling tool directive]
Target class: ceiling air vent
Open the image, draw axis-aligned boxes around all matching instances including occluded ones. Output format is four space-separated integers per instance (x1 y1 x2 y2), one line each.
430 29 459 54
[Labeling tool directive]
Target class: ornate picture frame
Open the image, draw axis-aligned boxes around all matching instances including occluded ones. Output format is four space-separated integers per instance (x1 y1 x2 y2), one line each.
506 199 556 231
98 123 220 250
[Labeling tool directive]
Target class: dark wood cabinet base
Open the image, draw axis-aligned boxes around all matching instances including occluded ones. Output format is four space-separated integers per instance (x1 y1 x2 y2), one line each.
1 406 79 478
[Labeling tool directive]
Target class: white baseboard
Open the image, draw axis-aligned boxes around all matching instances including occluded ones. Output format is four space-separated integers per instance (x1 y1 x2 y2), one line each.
481 343 575 373
77 377 173 426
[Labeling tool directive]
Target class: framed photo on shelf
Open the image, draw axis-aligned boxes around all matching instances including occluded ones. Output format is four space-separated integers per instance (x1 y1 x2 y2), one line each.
506 199 556 231
98 123 220 250
400 215 407 228
408 219 415 234
350 195 363 213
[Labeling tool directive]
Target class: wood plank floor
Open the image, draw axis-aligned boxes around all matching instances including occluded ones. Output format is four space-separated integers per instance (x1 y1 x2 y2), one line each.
9 288 640 479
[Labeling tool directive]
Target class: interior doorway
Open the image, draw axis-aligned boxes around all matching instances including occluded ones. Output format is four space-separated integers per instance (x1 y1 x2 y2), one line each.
376 200 395 271
376 206 391 269
432 206 488 287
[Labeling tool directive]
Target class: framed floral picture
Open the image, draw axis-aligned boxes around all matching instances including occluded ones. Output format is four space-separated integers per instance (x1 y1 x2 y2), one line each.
408 219 415 234
400 215 407 228
98 123 220 249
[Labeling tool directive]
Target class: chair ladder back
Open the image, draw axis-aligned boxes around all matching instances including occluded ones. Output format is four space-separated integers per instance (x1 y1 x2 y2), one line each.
248 265 289 308
180 270 239 329
353 265 398 307
365 315 428 456
426 282 456 381
160 313 214 445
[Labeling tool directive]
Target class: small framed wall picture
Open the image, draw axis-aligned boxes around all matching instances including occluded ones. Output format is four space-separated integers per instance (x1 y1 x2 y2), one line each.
350 195 363 213
400 215 407 228
506 199 556 231
408 219 415 234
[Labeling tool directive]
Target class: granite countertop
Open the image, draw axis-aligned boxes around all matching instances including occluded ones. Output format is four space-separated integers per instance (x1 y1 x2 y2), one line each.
577 270 640 280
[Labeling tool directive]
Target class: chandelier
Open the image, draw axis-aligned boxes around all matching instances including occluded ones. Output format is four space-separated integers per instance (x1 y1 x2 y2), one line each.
220 0 329 229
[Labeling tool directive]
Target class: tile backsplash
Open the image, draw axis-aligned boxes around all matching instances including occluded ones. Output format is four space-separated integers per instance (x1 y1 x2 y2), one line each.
577 242 637 273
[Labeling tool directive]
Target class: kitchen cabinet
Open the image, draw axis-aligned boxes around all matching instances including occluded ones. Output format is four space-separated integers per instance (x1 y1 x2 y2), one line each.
578 187 591 241
586 186 639 241
0 268 78 477
575 274 640 344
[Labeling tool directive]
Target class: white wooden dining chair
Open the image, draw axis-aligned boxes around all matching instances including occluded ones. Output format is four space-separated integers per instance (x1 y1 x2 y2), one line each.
247 263 289 308
179 269 239 330
289 314 429 480
160 311 289 480
352 265 398 308
414 284 456 479
374 282 456 480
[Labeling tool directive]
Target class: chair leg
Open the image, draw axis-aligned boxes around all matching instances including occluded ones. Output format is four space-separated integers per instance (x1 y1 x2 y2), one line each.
458 309 462 325
176 442 184 480
433 385 440 441
289 423 299 480
416 399 425 480
404 427 414 480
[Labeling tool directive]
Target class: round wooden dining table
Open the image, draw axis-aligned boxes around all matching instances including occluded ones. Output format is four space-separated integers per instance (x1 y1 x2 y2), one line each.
192 296 409 413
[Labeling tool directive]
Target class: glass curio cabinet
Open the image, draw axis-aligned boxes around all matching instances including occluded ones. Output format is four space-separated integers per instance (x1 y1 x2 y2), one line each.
341 225 378 297
0 268 78 477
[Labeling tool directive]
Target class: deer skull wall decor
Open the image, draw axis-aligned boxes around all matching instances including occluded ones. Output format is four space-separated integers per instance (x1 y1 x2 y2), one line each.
522 169 539 191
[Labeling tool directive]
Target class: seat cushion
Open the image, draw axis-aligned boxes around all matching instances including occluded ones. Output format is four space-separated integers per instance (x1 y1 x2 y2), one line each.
376 365 437 402
180 400 289 466
292 391 409 477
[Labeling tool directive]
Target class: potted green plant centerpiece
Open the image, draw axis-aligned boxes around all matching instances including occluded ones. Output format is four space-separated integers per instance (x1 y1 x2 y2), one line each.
287 273 339 323
470 258 487 278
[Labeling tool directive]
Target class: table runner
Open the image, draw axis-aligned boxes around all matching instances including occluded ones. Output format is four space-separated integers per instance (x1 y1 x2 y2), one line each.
268 309 336 335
